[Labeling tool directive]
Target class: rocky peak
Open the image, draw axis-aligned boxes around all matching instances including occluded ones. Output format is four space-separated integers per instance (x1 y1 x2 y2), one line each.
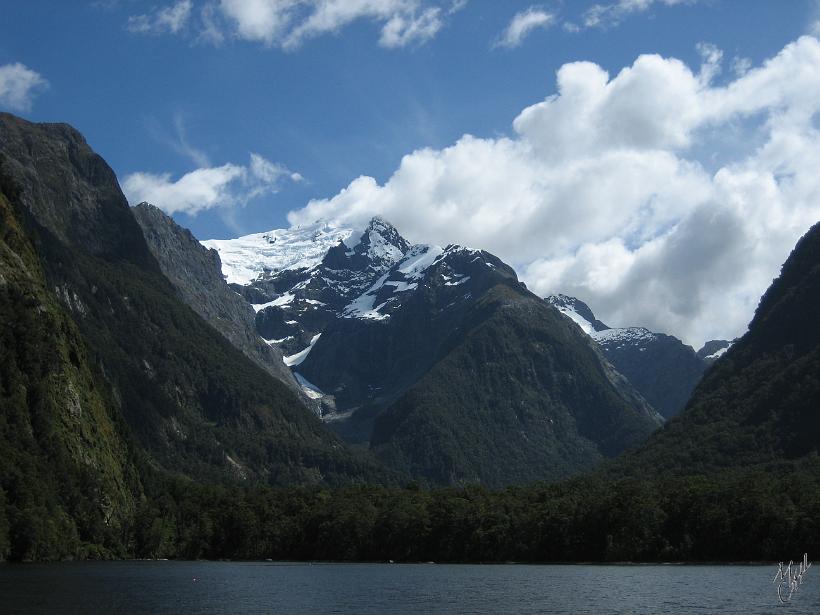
323 216 410 274
0 113 154 268
546 294 610 334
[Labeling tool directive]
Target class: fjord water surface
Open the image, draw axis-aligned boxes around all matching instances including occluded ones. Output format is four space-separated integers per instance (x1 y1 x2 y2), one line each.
1 561 816 614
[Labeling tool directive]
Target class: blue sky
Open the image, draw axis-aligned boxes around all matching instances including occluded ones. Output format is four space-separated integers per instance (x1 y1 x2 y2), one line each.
2 1 820 345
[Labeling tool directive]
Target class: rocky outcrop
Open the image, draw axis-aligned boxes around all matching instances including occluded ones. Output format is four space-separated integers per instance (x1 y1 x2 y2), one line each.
132 202 299 392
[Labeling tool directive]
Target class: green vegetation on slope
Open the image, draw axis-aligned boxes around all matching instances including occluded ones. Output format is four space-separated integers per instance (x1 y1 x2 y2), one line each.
371 284 660 487
0 112 388 491
0 113 393 560
614 222 820 477
0 186 141 561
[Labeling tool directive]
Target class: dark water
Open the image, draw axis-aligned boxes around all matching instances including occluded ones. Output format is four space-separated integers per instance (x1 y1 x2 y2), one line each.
1 561 817 614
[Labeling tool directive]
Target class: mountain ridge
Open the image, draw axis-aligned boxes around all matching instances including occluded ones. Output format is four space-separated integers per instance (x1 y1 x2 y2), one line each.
545 293 724 418
132 202 300 393
0 113 388 491
207 215 663 486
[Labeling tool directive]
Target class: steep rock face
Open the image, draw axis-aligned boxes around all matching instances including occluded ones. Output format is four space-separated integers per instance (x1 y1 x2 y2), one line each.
618 222 820 475
0 113 384 489
0 113 151 266
209 218 662 486
132 202 298 392
0 182 141 561
546 295 707 418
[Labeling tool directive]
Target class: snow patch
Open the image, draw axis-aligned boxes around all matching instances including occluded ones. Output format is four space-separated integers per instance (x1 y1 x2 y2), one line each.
554 305 596 336
399 245 444 279
592 327 656 345
283 333 322 367
252 292 295 312
343 273 391 320
366 229 405 264
265 336 293 344
384 280 419 293
705 346 729 360
202 220 355 285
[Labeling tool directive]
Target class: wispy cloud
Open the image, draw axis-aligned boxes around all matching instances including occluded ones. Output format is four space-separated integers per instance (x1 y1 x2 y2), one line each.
126 0 459 50
122 153 302 215
127 0 193 35
145 113 212 168
581 0 692 30
494 7 556 49
499 0 698 46
172 114 211 167
0 63 48 112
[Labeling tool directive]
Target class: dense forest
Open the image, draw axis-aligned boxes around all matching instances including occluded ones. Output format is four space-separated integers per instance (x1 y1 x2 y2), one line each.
5 457 820 563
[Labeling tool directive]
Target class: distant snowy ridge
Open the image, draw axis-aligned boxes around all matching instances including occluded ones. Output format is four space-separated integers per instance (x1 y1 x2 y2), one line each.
202 220 357 285
546 293 717 419
546 294 610 336
592 326 656 346
546 293 661 345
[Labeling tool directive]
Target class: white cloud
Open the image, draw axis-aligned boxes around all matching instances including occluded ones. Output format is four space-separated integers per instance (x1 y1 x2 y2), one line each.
732 56 752 77
582 0 691 30
122 153 300 215
129 0 451 49
287 37 820 348
495 7 555 49
217 0 297 45
0 63 48 112
127 0 193 34
378 6 443 49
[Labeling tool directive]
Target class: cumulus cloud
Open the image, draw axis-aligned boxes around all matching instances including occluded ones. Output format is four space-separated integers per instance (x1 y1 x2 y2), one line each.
495 7 555 49
287 37 820 347
127 0 453 49
0 63 48 112
127 0 193 34
122 153 300 215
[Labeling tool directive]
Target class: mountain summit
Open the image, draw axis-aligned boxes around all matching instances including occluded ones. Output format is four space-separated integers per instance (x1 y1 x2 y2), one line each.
546 294 715 418
208 217 663 486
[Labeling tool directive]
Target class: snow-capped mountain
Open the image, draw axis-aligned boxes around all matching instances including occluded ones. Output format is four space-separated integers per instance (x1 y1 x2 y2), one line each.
201 220 358 285
217 217 411 358
207 217 509 392
546 294 728 418
204 214 520 422
205 217 662 486
546 294 610 335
